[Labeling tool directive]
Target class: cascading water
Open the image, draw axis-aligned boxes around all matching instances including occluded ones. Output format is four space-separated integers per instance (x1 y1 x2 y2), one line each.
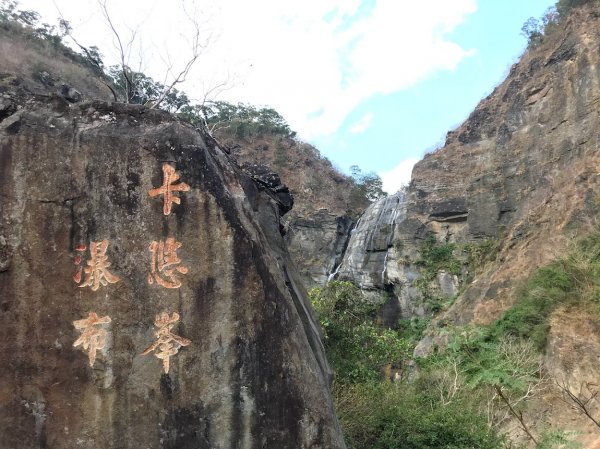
334 189 408 289
381 190 406 285
326 216 362 283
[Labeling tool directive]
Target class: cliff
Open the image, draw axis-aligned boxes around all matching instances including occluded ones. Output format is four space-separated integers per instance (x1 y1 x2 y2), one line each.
331 3 600 444
408 4 600 324
337 4 600 319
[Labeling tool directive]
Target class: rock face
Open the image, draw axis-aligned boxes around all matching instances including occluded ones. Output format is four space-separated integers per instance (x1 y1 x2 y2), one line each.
404 5 600 325
337 5 600 325
285 209 354 286
0 98 345 448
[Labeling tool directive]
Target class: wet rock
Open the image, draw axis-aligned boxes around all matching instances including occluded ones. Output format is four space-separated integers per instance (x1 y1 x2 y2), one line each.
0 97 16 122
336 191 407 289
241 163 294 216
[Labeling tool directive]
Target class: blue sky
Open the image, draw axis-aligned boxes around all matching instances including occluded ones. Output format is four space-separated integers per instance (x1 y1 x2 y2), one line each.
21 0 557 192
310 0 558 192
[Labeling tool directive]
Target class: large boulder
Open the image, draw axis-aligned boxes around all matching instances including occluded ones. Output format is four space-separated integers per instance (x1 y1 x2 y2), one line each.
0 98 345 449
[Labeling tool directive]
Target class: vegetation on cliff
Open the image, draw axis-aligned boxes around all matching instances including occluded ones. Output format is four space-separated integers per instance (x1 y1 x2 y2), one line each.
490 231 600 350
311 223 600 448
521 0 599 46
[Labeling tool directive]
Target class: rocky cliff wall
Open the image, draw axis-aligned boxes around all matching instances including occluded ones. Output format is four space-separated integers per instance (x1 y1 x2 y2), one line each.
337 5 600 324
0 96 346 448
329 5 600 443
406 5 600 325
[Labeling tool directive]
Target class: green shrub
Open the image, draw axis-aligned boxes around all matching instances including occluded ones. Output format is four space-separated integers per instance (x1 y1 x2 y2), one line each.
417 235 461 281
336 381 503 449
487 227 600 350
309 281 410 383
463 238 500 272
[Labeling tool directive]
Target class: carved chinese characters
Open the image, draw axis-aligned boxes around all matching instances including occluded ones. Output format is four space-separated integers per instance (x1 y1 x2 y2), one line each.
148 238 188 288
142 312 191 374
148 163 190 215
74 240 120 291
70 163 192 376
73 312 112 366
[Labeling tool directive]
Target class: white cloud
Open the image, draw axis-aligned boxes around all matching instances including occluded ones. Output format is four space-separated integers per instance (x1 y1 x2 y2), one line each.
19 0 477 140
379 157 421 194
349 112 373 134
211 0 477 139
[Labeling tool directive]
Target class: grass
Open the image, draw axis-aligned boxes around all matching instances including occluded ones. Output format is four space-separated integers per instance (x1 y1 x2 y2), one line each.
488 231 600 350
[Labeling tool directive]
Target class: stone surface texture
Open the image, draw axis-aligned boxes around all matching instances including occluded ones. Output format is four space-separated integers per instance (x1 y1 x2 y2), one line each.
0 98 345 449
405 5 600 325
285 209 354 286
336 192 406 290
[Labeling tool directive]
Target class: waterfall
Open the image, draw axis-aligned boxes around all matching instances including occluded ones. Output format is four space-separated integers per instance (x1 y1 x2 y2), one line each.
381 251 389 285
326 217 362 283
334 189 408 289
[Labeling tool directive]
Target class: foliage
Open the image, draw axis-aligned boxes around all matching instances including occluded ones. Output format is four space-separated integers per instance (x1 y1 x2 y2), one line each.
521 6 564 47
396 317 429 342
463 238 501 273
443 328 542 394
309 281 410 383
308 276 552 447
0 0 66 47
107 66 189 112
535 429 582 449
350 165 387 202
521 17 546 46
520 0 600 48
335 379 504 449
417 235 461 281
179 101 296 138
309 282 510 448
487 228 600 350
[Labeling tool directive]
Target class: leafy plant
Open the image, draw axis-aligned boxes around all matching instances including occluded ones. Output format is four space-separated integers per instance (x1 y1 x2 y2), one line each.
485 226 600 350
417 235 461 281
535 429 582 449
463 238 500 273
179 101 296 138
309 281 411 383
335 380 504 449
350 165 387 202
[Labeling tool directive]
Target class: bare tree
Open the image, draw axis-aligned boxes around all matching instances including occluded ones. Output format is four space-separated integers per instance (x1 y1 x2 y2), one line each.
97 0 139 103
55 0 214 109
149 1 209 109
556 377 600 429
